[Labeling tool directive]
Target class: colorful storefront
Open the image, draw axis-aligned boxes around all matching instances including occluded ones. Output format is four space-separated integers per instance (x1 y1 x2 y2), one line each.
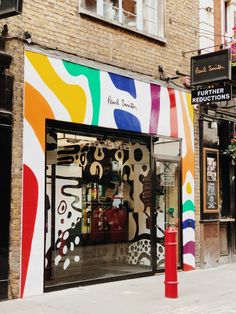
21 50 195 297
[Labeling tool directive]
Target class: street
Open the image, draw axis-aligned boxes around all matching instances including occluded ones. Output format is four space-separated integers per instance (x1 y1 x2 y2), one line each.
0 263 236 314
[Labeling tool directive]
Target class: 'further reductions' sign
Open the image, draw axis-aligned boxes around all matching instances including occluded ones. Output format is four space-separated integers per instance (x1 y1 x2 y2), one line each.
0 0 22 19
191 85 231 104
191 49 231 86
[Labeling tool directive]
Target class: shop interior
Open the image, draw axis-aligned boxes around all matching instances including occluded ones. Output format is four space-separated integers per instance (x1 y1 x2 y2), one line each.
45 127 153 287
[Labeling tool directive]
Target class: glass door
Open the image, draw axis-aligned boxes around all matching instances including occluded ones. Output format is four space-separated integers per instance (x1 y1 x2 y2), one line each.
154 137 181 270
155 160 180 269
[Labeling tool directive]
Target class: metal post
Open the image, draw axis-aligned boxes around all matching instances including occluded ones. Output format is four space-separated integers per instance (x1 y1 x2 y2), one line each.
164 226 178 298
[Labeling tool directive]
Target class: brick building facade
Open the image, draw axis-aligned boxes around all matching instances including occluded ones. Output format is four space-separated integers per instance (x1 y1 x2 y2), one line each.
0 0 199 300
198 0 236 269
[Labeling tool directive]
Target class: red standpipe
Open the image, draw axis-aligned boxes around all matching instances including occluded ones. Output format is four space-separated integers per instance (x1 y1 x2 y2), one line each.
164 226 178 298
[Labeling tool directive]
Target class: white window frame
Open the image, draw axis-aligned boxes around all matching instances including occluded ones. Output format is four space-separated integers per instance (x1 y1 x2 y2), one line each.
79 0 166 42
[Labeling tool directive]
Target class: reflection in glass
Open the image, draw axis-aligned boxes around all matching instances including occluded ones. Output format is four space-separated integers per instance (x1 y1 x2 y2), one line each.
143 0 157 36
83 0 97 13
45 131 151 286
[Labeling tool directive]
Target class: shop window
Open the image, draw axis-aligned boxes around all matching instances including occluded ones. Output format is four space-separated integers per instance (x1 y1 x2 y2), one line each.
224 0 230 34
80 0 165 39
45 128 152 287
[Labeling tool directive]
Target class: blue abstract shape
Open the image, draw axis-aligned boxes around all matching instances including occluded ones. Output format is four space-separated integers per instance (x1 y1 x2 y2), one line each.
182 219 195 230
114 109 141 132
109 73 137 98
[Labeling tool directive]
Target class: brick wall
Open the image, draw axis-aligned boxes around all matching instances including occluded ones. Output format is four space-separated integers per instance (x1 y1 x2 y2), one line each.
2 0 199 77
0 0 199 298
5 39 24 299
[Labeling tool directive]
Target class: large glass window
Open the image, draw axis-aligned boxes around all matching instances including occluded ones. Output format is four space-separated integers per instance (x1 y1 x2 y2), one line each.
80 0 165 39
45 128 152 287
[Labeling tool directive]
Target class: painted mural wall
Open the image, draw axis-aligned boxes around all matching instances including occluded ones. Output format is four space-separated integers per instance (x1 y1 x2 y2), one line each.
22 50 195 297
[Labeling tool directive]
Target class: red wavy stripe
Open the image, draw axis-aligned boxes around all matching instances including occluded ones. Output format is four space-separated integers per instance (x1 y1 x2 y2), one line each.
183 263 195 271
20 165 38 298
168 88 178 137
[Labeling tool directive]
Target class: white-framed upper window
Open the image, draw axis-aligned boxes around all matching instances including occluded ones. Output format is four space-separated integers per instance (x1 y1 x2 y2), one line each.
80 0 165 40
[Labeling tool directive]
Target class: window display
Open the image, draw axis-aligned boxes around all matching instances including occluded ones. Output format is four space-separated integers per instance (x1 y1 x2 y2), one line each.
203 148 219 213
45 128 152 286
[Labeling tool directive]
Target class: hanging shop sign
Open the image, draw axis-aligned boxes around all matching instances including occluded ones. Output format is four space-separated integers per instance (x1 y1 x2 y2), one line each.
203 148 219 213
0 0 22 19
191 85 232 104
191 49 231 86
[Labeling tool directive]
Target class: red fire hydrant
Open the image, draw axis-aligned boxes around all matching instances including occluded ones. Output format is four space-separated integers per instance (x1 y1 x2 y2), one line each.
164 226 178 298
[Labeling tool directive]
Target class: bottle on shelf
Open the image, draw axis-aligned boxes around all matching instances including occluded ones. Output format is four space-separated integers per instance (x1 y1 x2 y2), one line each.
91 183 97 201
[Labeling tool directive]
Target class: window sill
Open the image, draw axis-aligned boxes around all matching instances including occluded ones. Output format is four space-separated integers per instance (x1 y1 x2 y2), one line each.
219 217 235 222
79 8 167 44
200 219 219 223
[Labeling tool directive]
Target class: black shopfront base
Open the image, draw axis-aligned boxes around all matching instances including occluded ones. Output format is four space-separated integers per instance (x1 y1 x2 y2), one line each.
0 52 13 301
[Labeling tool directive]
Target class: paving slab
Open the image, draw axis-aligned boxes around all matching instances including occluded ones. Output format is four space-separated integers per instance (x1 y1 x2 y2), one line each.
0 263 236 314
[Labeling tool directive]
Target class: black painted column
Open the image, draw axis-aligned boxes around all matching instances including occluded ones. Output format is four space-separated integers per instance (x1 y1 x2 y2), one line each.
0 124 12 300
0 52 12 301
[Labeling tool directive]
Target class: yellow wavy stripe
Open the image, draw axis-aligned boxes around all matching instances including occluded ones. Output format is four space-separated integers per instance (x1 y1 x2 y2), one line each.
186 93 194 122
26 51 86 123
186 182 192 194
24 82 55 152
179 92 194 185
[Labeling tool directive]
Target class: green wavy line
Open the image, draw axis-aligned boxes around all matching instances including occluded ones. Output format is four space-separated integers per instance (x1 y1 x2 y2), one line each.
183 200 195 212
63 61 100 125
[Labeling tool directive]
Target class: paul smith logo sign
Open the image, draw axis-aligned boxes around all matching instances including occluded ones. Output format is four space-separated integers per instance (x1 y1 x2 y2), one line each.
0 0 22 19
191 49 231 86
108 95 137 110
195 64 225 75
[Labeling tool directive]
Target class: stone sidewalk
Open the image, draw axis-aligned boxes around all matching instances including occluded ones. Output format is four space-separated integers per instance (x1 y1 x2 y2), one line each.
1 263 236 314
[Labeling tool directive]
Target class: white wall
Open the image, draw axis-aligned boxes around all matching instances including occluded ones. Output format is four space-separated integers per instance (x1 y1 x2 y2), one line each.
199 0 215 52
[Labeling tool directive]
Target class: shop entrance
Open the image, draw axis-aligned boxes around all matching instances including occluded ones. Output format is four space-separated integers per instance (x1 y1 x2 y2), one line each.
154 138 181 269
218 121 236 263
44 122 183 289
44 123 153 289
200 119 236 267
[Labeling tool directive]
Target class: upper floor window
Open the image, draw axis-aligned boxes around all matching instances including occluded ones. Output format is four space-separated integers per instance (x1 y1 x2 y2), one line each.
224 0 229 34
80 0 165 40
